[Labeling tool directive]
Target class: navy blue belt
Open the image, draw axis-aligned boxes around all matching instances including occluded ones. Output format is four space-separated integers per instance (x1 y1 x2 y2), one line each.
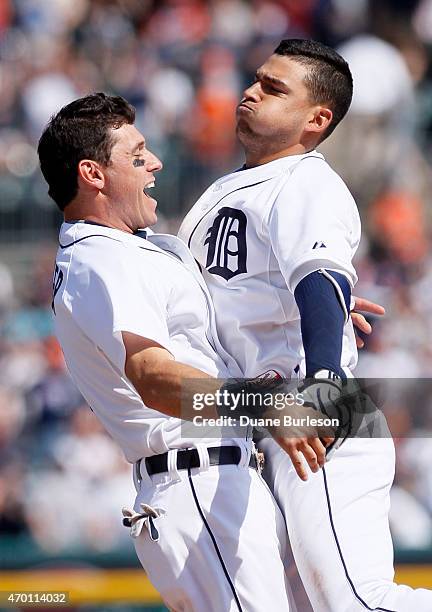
140 445 259 477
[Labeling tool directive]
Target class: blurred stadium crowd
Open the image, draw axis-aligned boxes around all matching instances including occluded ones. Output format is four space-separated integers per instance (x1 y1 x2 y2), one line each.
1 0 432 560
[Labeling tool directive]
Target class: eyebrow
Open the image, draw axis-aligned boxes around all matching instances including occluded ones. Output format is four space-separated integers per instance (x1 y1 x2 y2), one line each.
131 140 146 153
255 71 289 91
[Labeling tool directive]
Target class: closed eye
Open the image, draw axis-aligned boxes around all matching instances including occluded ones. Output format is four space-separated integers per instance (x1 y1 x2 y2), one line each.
262 82 284 95
251 77 284 96
254 71 288 95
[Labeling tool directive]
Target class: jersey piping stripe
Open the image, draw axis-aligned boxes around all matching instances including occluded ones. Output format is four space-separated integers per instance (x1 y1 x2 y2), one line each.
187 467 244 612
187 179 274 249
59 234 119 249
58 233 224 346
322 467 398 612
186 156 323 250
59 234 184 266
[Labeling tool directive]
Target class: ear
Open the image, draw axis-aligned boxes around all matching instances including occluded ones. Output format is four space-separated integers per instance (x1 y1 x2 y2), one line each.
77 159 105 191
306 106 333 136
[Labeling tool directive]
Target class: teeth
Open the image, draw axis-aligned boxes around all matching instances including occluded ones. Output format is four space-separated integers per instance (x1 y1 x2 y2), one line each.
143 182 156 197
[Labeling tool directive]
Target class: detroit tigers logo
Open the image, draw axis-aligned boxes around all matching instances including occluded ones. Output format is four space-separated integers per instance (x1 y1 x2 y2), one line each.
204 207 247 280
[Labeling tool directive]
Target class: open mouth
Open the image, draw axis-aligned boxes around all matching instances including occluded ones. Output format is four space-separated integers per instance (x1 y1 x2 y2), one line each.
143 181 155 197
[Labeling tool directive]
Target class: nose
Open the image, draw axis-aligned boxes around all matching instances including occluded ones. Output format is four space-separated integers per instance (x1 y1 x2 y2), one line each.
242 81 261 104
147 151 163 173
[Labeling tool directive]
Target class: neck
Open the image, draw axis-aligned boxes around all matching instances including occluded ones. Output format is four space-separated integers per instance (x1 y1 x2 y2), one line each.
244 142 312 168
64 197 134 234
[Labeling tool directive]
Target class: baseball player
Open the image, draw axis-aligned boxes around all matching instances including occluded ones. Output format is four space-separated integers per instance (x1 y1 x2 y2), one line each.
39 93 292 612
179 39 432 611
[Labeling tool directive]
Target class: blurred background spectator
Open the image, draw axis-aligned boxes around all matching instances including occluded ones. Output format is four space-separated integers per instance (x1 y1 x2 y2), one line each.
0 0 431 603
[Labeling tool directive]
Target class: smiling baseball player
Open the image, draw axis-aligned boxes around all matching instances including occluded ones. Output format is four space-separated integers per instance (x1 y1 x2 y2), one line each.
39 93 291 612
179 39 432 611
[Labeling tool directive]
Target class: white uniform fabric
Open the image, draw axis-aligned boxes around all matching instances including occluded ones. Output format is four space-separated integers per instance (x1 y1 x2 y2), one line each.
134 460 290 612
179 151 360 378
54 221 242 463
179 151 432 611
260 437 432 612
53 221 290 612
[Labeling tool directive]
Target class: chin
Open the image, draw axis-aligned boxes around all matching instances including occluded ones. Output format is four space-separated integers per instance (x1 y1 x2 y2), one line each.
236 124 256 147
236 117 250 132
147 213 158 227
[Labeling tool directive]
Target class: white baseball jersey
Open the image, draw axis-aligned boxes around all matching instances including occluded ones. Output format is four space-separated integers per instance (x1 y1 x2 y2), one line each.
179 150 432 611
179 150 360 378
53 222 293 612
53 221 246 463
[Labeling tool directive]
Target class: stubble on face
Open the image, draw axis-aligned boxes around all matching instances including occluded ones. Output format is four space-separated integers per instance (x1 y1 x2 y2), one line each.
235 56 316 164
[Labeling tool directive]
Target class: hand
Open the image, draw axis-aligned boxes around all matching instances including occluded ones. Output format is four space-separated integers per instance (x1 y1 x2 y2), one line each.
275 434 334 481
226 373 337 480
351 296 385 349
271 400 336 481
276 372 353 480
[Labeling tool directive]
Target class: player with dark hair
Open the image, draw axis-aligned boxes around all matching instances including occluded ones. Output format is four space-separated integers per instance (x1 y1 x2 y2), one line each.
179 39 432 611
41 90 384 612
38 93 135 211
274 39 353 140
41 92 293 612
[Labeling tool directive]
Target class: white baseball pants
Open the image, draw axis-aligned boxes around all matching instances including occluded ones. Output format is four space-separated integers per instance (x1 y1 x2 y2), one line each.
132 447 291 612
261 437 432 612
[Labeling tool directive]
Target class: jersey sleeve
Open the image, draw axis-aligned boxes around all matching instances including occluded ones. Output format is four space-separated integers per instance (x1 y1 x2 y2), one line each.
268 158 360 293
66 242 170 374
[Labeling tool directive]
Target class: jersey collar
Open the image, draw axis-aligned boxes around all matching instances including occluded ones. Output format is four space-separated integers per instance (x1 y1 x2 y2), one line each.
59 222 190 264
59 220 152 248
59 221 151 248
214 150 324 189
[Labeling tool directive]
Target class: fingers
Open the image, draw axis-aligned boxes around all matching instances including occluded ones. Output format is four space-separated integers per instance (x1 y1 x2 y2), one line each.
275 437 309 481
356 335 365 349
288 447 309 481
352 296 385 316
321 436 335 447
351 312 372 334
351 311 370 349
275 436 330 481
308 437 327 468
351 298 384 349
299 441 322 473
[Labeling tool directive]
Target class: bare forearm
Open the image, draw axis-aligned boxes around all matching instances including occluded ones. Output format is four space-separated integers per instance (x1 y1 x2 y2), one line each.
121 328 224 420
126 347 219 418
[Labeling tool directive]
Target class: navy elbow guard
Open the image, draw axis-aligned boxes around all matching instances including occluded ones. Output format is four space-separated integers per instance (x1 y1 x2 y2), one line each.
294 269 351 378
295 269 353 455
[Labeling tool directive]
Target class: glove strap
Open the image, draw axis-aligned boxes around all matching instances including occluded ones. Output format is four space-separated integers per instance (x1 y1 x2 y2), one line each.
313 369 343 388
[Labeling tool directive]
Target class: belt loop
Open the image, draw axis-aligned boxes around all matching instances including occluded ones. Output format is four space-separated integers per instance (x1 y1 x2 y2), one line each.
196 444 210 472
238 441 251 469
137 458 152 485
167 449 181 483
133 459 142 492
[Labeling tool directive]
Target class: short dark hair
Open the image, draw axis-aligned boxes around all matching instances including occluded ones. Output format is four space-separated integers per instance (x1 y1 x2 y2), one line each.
38 93 135 210
274 39 353 141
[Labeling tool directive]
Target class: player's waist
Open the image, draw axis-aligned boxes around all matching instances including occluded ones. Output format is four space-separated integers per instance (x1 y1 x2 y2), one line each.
135 442 257 480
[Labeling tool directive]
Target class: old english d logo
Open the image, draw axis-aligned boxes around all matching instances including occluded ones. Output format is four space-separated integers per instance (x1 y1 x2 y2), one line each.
205 207 247 280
